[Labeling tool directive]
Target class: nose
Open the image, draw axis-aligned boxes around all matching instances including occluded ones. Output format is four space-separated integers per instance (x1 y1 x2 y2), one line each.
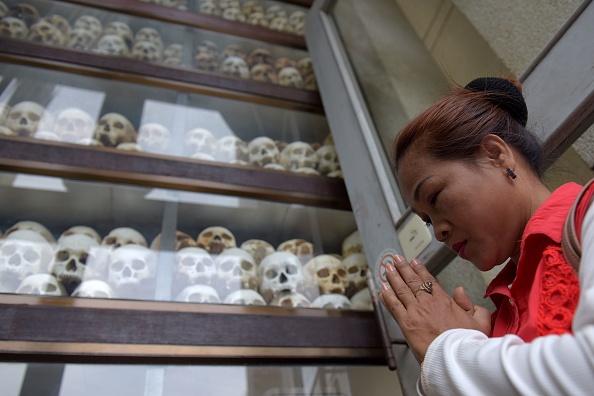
432 218 451 243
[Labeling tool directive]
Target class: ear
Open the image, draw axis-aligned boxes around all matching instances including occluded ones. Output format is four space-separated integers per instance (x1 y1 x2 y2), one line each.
480 134 515 171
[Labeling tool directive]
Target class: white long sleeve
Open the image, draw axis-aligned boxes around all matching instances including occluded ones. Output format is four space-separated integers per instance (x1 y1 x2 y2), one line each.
421 204 594 396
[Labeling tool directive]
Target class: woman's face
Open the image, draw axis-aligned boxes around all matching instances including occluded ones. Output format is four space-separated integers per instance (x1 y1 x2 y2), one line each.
396 145 524 271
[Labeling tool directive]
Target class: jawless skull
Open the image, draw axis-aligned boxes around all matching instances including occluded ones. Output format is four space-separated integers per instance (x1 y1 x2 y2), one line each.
350 287 373 311
8 3 40 26
289 11 307 35
258 251 305 303
279 141 317 171
247 48 273 68
215 247 258 297
198 0 221 16
51 234 98 292
95 34 130 57
246 12 268 28
4 220 55 243
312 293 352 310
103 21 133 48
242 1 263 17
277 238 315 263
16 273 66 296
268 16 291 33
59 225 102 244
101 227 147 249
93 112 137 147
150 230 198 251
343 253 368 297
74 15 102 41
247 136 280 167
342 230 363 258
305 254 349 295
175 246 216 287
219 44 246 61
223 289 266 306
219 56 250 79
27 20 65 46
265 5 287 21
67 27 96 50
269 291 311 308
250 64 277 84
72 279 115 299
0 17 28 39
175 284 220 303
297 57 313 79
240 239 274 265
134 27 164 52
215 135 248 163
184 127 217 157
278 67 304 88
196 226 236 255
53 108 96 143
316 145 341 175
107 244 157 298
6 101 46 137
222 7 245 22
137 122 171 154
194 51 219 72
131 40 163 62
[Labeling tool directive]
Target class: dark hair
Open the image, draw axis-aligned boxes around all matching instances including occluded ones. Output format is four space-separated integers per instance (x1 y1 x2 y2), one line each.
390 78 543 177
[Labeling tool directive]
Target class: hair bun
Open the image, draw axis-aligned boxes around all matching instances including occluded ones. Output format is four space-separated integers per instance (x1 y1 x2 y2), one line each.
465 77 528 126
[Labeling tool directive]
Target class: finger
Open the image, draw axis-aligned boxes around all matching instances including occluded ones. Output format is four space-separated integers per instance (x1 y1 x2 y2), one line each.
453 286 474 312
409 258 443 296
385 260 419 306
379 282 407 316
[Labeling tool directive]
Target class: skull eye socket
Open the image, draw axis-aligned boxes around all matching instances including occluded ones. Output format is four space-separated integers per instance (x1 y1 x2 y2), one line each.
94 291 109 298
10 112 21 120
181 257 195 266
324 153 333 160
317 268 330 278
221 260 234 272
1 244 16 256
281 298 293 307
111 261 123 271
203 258 214 268
114 122 124 129
202 231 213 238
24 249 40 262
265 269 278 279
285 264 298 275
360 269 366 276
104 236 117 246
348 266 359 274
18 285 32 294
222 234 233 241
132 260 146 270
28 113 41 122
56 250 70 261
79 253 89 265
251 147 259 155
46 284 57 292
241 260 253 271
338 269 347 277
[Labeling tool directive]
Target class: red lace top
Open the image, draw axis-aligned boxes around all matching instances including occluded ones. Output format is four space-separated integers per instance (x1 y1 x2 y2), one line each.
485 183 582 341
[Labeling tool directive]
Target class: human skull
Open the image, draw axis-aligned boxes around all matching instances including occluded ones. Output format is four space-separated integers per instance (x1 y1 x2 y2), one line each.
0 102 10 125
278 67 304 88
215 135 248 163
246 12 268 28
160 0 188 10
269 291 311 308
263 163 286 171
116 142 142 152
312 293 352 310
275 57 296 70
223 289 266 306
74 15 102 41
59 225 102 244
215 247 258 297
0 230 54 292
175 247 216 287
131 40 163 62
93 113 137 147
350 287 373 311
247 48 273 68
265 5 287 21
101 227 147 249
297 57 313 79
280 141 317 171
294 167 320 176
175 284 220 303
163 43 183 64
51 234 98 293
250 64 277 84
67 27 96 50
196 226 236 255
196 40 219 57
304 74 318 91
258 251 305 303
191 153 215 161
71 279 115 299
218 0 240 9
289 11 307 35
52 108 96 143
343 253 368 297
16 273 66 296
277 239 315 263
4 220 55 243
327 170 343 178
342 230 363 258
0 17 28 39
269 16 291 33
198 0 221 16
95 34 130 57
240 239 274 265
316 145 341 175
222 7 245 22
247 136 280 167
137 123 171 154
150 230 198 251
219 44 246 61
8 3 40 26
194 51 219 72
134 27 163 52
103 21 133 48
107 244 157 297
184 127 217 157
6 101 46 137
27 20 65 46
305 255 349 295
219 56 250 79
39 14 70 38
242 1 263 16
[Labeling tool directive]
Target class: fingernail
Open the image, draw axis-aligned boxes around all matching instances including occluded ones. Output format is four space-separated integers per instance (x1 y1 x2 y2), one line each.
386 264 395 272
395 255 405 263
411 259 421 266
382 283 390 291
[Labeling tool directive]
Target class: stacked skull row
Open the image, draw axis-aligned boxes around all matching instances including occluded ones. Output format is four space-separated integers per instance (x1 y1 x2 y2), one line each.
0 2 315 90
0 221 371 310
195 42 316 90
197 0 307 36
0 102 342 177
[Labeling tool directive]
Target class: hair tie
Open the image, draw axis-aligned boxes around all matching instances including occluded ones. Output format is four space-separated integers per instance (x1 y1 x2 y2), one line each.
465 77 528 127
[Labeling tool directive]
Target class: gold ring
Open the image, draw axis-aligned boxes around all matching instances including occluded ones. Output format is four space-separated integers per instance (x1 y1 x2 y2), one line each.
416 281 433 295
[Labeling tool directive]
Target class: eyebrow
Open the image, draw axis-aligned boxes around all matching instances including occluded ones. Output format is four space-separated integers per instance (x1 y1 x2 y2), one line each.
413 176 433 202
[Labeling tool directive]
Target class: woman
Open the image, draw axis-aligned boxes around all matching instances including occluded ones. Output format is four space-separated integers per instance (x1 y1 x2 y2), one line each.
379 77 594 395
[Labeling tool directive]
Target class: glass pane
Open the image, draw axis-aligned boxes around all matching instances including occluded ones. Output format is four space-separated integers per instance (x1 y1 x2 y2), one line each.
0 363 403 396
0 172 371 311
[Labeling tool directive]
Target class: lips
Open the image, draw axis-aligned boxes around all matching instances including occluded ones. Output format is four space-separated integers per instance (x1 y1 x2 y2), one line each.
451 241 467 259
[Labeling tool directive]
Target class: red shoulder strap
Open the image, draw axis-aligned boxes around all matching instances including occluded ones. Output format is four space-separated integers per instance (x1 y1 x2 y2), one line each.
562 178 594 273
